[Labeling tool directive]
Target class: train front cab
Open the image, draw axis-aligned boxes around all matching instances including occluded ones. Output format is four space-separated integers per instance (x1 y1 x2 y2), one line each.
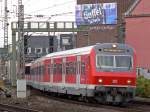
91 43 136 104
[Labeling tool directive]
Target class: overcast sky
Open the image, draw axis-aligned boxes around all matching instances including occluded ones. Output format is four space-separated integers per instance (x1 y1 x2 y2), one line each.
0 0 76 47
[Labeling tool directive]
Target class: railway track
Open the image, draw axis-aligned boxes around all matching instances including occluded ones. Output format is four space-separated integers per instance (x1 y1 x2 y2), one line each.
0 103 40 112
30 89 150 112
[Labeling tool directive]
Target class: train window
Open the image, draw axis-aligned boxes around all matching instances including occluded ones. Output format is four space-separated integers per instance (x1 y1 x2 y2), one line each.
40 66 42 75
41 66 45 75
66 63 70 75
96 55 133 71
58 64 62 74
25 66 30 74
37 67 39 75
74 62 77 74
97 55 114 68
41 66 44 75
35 67 36 75
81 62 85 75
48 65 50 75
30 69 32 75
53 64 57 75
53 64 62 75
39 66 41 75
115 56 132 68
35 67 37 75
32 68 34 75
66 62 76 75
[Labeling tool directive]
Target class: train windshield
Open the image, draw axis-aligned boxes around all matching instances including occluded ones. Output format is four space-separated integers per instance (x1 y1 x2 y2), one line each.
96 55 133 71
97 56 114 68
115 56 132 68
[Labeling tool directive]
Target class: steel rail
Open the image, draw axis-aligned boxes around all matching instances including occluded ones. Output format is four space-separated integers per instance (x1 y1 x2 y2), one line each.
0 103 40 112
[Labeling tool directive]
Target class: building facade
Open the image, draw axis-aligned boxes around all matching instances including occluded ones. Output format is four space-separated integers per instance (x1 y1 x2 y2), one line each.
76 0 136 47
125 0 150 69
25 36 58 62
60 34 76 50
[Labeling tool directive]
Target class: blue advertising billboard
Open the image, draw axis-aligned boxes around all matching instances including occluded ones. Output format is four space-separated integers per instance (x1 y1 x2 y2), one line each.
75 3 117 26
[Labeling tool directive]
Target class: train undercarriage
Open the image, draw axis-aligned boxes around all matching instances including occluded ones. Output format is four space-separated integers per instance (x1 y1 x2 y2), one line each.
94 86 135 105
27 81 135 105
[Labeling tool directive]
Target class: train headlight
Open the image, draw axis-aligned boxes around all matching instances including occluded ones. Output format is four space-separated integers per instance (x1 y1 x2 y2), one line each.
127 80 131 84
98 79 103 83
112 44 117 48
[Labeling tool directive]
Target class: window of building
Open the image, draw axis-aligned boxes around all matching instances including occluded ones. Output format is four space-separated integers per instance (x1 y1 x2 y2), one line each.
35 48 42 54
27 47 31 54
49 47 53 53
49 36 54 46
25 66 30 74
62 38 70 45
46 48 49 54
43 48 46 53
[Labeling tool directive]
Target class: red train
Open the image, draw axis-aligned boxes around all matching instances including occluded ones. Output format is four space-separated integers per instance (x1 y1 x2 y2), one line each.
25 43 136 104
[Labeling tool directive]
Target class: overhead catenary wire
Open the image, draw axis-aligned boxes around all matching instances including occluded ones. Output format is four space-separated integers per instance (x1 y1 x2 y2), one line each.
8 10 74 20
23 0 32 5
27 0 75 14
7 0 76 20
17 11 75 40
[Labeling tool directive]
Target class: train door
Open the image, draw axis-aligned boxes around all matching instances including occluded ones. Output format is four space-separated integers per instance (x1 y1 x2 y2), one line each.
43 59 50 82
80 55 90 84
53 58 62 83
65 56 77 84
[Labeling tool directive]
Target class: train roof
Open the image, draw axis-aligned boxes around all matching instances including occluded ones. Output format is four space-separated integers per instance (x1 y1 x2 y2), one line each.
33 43 134 63
45 45 94 58
33 45 94 63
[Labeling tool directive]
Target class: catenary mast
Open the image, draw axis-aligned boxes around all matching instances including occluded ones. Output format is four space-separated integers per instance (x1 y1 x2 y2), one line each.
18 0 24 79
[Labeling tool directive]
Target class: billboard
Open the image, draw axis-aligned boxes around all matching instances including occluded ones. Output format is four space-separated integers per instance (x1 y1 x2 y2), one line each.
76 3 117 26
